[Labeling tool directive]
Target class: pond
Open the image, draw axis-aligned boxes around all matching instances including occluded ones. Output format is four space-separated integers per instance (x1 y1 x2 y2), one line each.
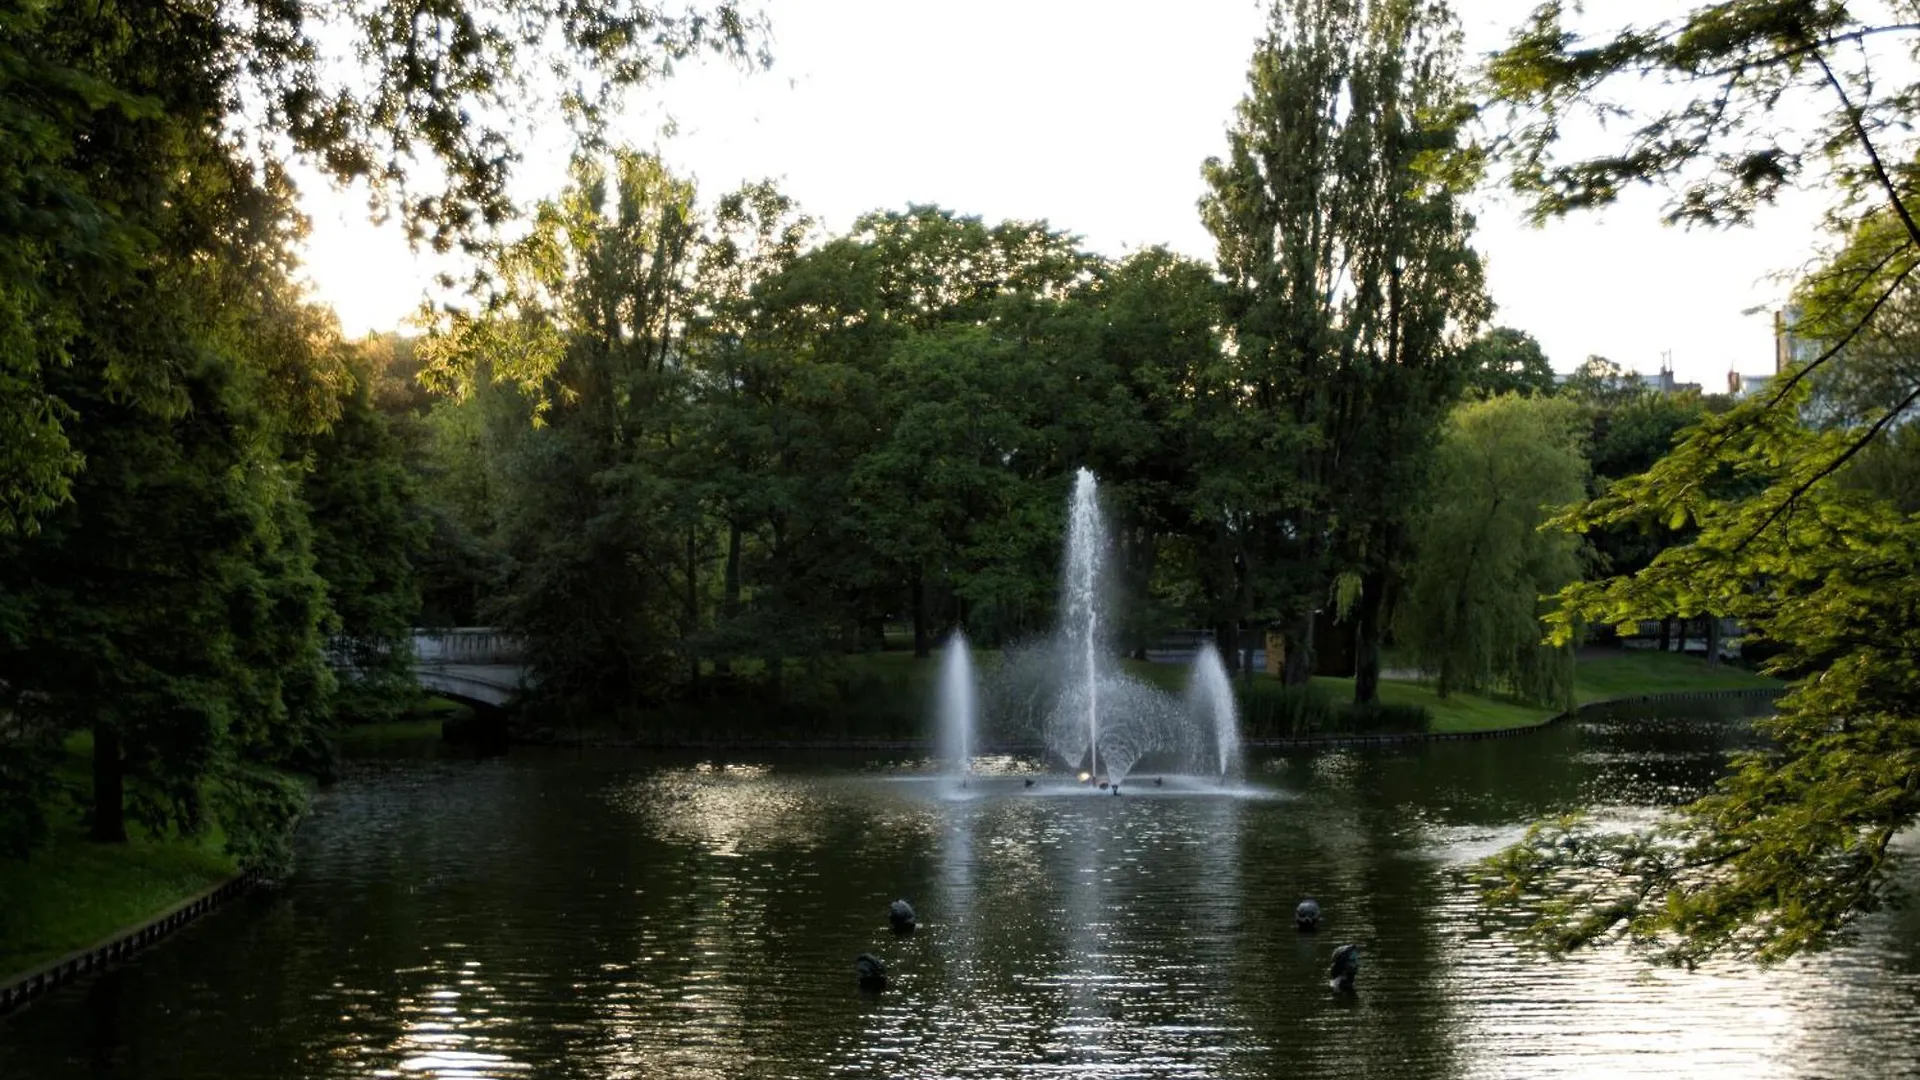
5 696 1918 1078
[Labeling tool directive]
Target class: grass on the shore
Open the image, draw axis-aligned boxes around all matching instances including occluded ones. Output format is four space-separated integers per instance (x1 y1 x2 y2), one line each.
1298 647 1782 734
333 697 469 750
0 816 237 979
1571 648 1780 703
1318 676 1556 734
0 734 240 979
574 644 1781 744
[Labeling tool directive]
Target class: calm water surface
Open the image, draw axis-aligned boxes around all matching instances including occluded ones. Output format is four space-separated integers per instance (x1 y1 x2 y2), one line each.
5 698 1919 1078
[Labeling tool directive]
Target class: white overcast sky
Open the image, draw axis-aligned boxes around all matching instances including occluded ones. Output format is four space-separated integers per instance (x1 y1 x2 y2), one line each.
300 0 1833 388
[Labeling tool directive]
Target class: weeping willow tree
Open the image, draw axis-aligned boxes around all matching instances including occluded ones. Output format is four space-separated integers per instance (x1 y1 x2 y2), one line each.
1398 394 1588 704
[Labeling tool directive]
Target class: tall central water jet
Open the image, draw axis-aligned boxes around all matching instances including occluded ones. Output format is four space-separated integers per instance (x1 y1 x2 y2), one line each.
1062 469 1109 780
939 630 977 781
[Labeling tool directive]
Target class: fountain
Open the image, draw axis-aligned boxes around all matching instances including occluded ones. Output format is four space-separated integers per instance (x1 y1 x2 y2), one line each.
1061 469 1107 782
931 469 1241 790
1033 469 1241 787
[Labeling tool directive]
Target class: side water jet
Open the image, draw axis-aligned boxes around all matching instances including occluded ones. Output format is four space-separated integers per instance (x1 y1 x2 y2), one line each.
1187 643 1241 777
939 631 977 783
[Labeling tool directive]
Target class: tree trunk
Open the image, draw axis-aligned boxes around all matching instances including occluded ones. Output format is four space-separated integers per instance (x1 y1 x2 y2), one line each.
1240 621 1256 688
1283 610 1316 687
911 567 930 659
766 526 786 703
90 723 127 843
1215 619 1240 675
1659 615 1673 652
1353 570 1387 705
718 523 742 676
1705 615 1723 668
685 527 701 696
764 650 784 703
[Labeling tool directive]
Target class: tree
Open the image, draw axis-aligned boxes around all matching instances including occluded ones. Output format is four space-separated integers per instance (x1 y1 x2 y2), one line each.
0 0 759 525
1040 249 1227 656
0 2 139 534
832 207 1092 658
0 0 356 860
303 355 430 724
1398 394 1588 703
1582 390 1709 619
683 181 817 673
425 151 705 712
1464 326 1556 398
1481 1 1920 964
1200 0 1487 699
1560 356 1644 409
0 0 759 856
0 325 335 858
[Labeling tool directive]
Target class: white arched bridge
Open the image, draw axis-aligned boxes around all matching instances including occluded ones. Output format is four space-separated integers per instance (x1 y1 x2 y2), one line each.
409 628 529 709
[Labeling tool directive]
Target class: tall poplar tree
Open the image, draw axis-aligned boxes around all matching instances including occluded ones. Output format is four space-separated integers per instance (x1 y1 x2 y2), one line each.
1200 0 1486 698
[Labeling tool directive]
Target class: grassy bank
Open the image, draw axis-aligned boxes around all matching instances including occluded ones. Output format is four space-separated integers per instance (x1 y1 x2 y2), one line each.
1329 677 1555 734
1299 647 1783 735
1571 649 1780 703
513 644 1784 746
0 728 332 982
333 698 470 751
0 814 237 979
0 732 240 979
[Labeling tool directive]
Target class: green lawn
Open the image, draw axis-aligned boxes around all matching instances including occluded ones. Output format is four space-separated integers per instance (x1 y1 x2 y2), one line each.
0 810 237 980
1264 648 1780 736
0 734 279 981
1318 676 1557 734
1571 649 1780 703
546 643 1785 745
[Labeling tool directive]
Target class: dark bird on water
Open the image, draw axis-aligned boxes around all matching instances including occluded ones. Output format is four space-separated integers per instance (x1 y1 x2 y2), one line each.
1328 944 1360 993
1153 777 1163 786
856 953 888 990
889 899 916 934
1295 898 1321 931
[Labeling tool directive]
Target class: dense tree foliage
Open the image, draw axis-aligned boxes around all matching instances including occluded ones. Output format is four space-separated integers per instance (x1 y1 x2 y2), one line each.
0 0 760 538
1482 0 1920 964
304 358 431 724
0 0 755 864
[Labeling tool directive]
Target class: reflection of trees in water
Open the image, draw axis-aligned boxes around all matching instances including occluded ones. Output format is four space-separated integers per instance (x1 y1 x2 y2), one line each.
1233 750 1464 1078
1324 696 1782 829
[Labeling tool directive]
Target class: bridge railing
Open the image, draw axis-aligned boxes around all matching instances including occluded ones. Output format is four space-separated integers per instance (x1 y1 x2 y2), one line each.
412 628 526 666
